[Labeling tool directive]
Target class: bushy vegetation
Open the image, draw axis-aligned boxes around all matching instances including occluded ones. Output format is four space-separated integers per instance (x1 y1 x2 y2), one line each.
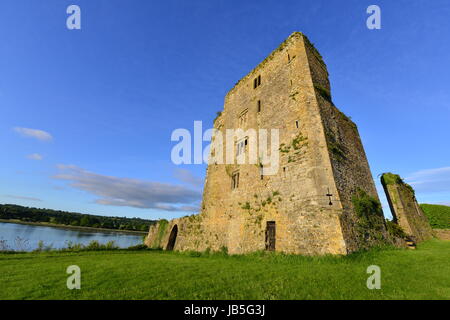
381 173 416 197
0 238 154 253
63 240 120 251
381 172 404 185
314 84 332 103
385 219 407 238
420 204 450 229
0 240 448 299
351 189 387 243
352 189 383 221
151 219 169 249
0 204 155 232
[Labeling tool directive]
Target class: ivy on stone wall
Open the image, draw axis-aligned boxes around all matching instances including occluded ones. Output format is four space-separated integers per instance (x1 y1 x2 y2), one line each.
385 219 407 239
381 173 416 199
326 131 347 162
152 219 168 249
314 84 332 103
352 189 386 242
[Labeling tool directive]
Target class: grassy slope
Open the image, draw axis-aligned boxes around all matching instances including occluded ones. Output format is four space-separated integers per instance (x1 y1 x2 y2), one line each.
0 240 449 300
420 204 450 229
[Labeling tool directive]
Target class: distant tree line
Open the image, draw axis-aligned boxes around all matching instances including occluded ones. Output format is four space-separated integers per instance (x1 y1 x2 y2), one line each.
0 204 155 232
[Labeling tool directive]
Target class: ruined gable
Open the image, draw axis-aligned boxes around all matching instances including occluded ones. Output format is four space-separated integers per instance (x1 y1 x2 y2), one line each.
381 173 433 242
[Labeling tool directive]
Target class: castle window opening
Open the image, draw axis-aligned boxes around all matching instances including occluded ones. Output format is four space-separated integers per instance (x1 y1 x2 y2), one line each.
239 110 248 127
231 171 240 189
295 120 299 129
236 138 248 156
257 100 261 112
253 75 261 89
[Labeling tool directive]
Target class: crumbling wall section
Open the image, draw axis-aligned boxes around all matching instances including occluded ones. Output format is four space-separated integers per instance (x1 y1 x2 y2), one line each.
381 173 433 242
303 37 389 252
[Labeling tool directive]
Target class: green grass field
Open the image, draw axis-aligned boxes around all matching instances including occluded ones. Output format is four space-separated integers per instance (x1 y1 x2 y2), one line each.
420 204 450 229
0 240 449 300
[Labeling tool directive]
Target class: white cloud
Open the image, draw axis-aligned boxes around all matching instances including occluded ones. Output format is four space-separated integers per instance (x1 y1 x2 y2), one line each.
174 168 204 187
53 165 201 212
405 166 450 193
26 153 43 160
14 127 53 141
5 195 42 202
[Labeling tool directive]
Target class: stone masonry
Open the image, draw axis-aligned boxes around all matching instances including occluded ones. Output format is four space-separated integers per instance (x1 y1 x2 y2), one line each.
146 32 390 255
381 173 433 243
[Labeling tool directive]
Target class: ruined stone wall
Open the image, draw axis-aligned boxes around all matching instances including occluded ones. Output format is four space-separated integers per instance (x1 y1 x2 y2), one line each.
145 215 206 250
303 39 389 252
381 173 433 242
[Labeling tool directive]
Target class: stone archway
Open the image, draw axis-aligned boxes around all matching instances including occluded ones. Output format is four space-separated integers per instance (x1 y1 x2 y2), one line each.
166 225 178 251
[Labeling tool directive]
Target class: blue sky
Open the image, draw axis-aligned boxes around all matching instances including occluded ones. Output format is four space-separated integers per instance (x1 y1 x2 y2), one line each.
0 0 449 220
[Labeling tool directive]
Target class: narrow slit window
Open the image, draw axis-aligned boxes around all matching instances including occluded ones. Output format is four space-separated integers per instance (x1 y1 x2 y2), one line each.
254 75 261 89
257 100 261 112
231 171 239 189
295 120 299 129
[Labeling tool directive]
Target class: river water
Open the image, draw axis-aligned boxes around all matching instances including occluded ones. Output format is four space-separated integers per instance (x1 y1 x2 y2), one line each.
0 222 144 251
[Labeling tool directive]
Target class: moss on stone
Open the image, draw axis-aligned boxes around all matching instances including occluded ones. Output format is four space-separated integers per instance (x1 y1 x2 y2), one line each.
381 173 403 186
292 134 308 150
385 219 407 239
152 219 168 249
314 84 332 103
279 143 290 153
352 189 383 219
326 131 346 162
381 173 416 198
241 202 251 210
303 35 327 68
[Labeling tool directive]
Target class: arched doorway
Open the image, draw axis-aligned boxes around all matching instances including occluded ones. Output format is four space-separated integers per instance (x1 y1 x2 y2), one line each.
265 221 276 251
166 225 178 251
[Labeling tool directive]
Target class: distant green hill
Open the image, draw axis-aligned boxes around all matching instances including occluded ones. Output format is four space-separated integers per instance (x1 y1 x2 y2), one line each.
0 204 155 232
420 204 450 229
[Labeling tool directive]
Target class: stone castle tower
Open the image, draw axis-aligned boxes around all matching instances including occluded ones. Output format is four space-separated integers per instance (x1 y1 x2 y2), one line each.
146 32 389 255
